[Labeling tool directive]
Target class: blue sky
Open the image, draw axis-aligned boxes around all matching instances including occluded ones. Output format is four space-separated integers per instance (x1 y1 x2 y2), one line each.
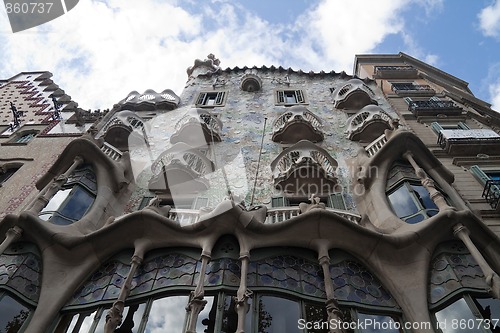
0 0 499 111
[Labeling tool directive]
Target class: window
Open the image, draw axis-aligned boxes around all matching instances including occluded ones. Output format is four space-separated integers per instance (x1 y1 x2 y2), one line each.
39 165 97 225
327 192 346 210
433 295 500 333
431 121 469 135
0 164 20 186
275 89 306 105
195 91 226 107
470 165 500 209
2 130 39 146
386 161 440 224
0 293 32 332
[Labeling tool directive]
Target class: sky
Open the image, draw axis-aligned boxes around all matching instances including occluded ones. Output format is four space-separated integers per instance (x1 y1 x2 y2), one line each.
0 0 500 111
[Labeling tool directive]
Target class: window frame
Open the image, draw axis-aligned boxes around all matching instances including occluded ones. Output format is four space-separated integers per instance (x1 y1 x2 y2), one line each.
195 91 227 108
1 129 39 146
275 89 307 106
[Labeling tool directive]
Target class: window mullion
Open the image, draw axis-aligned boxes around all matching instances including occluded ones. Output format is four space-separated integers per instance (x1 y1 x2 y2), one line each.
137 298 154 333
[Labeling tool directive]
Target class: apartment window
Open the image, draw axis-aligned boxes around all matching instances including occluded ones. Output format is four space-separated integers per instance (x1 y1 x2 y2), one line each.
0 164 21 186
195 91 226 107
275 89 306 105
430 121 469 135
38 165 97 225
386 161 439 224
470 165 500 185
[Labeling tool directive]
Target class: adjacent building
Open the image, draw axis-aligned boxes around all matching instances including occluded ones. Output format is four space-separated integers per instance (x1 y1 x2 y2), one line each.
0 53 499 333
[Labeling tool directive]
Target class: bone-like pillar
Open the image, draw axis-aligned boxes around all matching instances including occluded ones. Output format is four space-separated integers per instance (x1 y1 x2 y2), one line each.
27 156 84 214
318 248 345 333
235 252 252 333
185 252 210 333
104 254 143 333
454 224 500 298
404 152 451 211
0 226 23 256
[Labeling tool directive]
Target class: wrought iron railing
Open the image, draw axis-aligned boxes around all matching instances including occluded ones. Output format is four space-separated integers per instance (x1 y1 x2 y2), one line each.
437 129 500 149
483 180 500 209
374 65 415 72
391 83 434 92
408 100 458 112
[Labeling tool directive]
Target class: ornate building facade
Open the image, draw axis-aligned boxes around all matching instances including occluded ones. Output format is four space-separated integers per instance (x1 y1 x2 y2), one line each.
0 53 499 333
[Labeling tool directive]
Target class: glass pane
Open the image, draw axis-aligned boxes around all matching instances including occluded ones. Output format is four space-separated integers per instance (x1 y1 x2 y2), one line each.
405 214 425 224
356 312 401 333
285 92 296 104
411 185 437 210
486 172 500 181
258 296 300 333
116 303 147 333
304 303 328 333
244 296 253 333
59 186 94 220
387 185 419 218
94 308 108 333
475 297 500 331
197 296 215 333
435 298 482 333
221 295 238 333
68 311 96 333
144 296 188 333
0 295 30 333
40 188 71 214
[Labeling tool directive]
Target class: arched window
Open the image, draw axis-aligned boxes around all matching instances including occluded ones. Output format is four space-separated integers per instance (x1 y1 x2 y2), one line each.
39 165 97 225
386 160 439 224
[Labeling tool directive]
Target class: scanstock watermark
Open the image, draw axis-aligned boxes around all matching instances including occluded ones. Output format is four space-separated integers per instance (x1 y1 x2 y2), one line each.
3 0 79 32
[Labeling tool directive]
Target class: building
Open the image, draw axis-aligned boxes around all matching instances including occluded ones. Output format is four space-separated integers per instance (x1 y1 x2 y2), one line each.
0 52 499 333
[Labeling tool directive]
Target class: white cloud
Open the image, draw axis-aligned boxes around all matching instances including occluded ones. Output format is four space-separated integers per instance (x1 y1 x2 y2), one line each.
0 0 439 109
483 63 500 111
489 82 500 111
479 0 500 38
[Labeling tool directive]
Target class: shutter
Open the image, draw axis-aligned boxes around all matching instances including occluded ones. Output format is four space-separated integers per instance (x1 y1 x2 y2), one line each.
430 122 444 134
215 92 225 105
295 90 305 103
196 93 206 105
429 96 441 102
458 122 470 130
276 91 285 104
470 165 490 186
328 193 346 210
192 197 209 209
271 196 289 207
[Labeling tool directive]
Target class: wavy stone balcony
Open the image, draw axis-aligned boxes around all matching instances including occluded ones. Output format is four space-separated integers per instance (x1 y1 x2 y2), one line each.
149 142 215 198
270 140 338 196
272 106 324 144
170 109 223 146
437 129 500 155
99 111 146 151
333 78 378 110
408 100 463 117
346 105 396 142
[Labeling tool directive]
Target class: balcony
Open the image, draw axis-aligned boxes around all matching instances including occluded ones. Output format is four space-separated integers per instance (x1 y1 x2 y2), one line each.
333 79 378 110
272 105 324 144
365 133 388 157
408 100 463 117
346 105 396 142
374 66 418 79
270 140 339 196
170 109 223 146
99 111 146 151
483 180 500 210
437 129 500 155
265 206 361 224
100 142 123 161
391 83 435 96
148 142 215 198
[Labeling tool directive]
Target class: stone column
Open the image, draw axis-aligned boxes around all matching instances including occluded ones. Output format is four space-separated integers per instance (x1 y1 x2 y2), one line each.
0 226 23 256
318 249 345 333
27 156 84 214
404 152 451 211
453 224 500 298
185 252 210 333
235 252 252 333
104 254 143 333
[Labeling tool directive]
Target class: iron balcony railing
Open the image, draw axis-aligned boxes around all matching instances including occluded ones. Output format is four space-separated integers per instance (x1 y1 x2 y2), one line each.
483 180 500 210
437 129 500 149
391 83 434 93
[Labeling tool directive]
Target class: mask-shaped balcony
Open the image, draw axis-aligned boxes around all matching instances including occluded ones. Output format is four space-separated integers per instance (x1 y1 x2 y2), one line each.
170 109 223 146
270 140 338 196
148 142 215 198
99 111 146 151
333 79 378 110
437 129 500 155
272 106 324 144
346 105 397 142
408 99 463 117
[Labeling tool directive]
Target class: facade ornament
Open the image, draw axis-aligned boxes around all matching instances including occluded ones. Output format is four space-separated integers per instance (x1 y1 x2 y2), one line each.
9 101 23 131
0 226 23 256
185 253 211 333
187 54 221 78
453 224 500 298
318 254 345 333
271 75 291 86
299 194 326 213
235 254 252 332
212 77 227 88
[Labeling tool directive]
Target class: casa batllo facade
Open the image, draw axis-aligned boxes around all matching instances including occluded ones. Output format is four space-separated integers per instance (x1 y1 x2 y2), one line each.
0 53 499 333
